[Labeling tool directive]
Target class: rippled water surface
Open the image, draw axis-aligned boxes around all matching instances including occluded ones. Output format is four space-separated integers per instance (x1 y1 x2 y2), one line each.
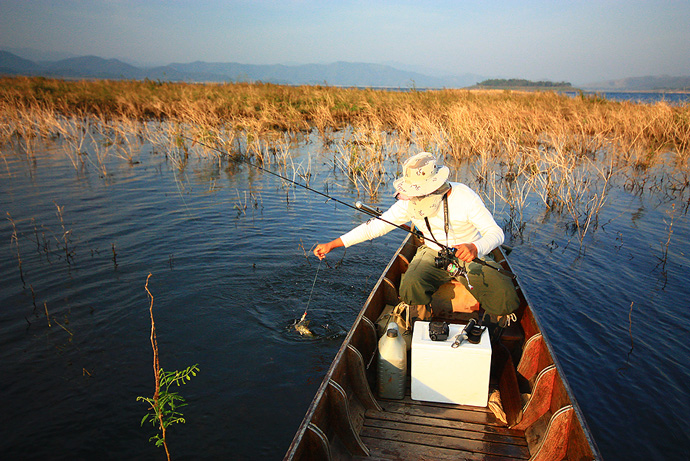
1 133 689 460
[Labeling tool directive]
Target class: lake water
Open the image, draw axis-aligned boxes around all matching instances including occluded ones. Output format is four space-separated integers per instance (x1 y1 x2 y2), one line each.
565 90 690 105
1 128 689 460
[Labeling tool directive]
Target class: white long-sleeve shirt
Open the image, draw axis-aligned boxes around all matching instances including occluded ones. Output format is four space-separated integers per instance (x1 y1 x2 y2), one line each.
340 182 503 258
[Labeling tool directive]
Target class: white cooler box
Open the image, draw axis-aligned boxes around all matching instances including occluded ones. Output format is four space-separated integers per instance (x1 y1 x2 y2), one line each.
411 321 491 407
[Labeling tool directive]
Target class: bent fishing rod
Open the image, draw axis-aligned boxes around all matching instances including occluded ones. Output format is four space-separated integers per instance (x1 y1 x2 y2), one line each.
182 135 515 278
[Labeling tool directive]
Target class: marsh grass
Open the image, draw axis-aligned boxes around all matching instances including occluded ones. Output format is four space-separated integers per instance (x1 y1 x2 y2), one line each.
2 76 689 235
334 126 391 198
3 77 687 159
7 212 25 286
657 203 677 274
232 189 263 216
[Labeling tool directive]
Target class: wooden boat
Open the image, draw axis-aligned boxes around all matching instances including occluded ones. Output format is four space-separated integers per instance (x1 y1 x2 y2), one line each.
285 233 601 460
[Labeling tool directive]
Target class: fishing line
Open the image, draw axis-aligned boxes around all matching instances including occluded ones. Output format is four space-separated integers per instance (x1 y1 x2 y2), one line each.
300 257 322 324
182 135 515 278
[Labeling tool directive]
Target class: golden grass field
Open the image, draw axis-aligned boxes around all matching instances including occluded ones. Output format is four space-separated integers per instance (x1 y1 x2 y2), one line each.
1 76 688 162
2 76 688 242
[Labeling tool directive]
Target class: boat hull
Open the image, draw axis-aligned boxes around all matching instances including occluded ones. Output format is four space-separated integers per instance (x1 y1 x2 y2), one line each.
285 234 600 460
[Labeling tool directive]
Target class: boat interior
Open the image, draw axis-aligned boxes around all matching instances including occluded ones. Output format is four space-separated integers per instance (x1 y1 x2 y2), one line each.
285 237 598 460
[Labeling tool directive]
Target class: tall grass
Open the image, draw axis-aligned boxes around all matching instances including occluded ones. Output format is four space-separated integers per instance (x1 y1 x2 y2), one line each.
2 76 688 234
3 77 688 161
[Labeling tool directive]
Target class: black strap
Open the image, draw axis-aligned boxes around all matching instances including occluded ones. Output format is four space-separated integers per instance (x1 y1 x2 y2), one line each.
424 192 450 245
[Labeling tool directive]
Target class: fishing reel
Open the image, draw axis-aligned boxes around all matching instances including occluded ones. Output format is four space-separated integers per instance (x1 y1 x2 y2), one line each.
434 247 462 277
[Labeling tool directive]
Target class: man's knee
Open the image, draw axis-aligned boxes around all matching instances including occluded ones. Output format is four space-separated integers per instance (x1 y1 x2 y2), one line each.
399 274 433 306
480 277 520 317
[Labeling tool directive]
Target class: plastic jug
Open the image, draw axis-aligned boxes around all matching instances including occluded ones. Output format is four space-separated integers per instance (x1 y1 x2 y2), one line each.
377 322 407 399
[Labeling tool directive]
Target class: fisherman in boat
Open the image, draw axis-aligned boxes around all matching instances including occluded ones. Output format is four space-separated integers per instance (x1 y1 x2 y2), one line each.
314 152 519 333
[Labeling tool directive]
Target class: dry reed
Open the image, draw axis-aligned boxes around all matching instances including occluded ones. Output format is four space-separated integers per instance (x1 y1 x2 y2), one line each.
2 76 688 233
2 77 687 163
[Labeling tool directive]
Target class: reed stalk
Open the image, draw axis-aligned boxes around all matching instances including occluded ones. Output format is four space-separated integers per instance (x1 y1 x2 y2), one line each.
658 203 677 272
7 212 25 286
44 301 51 327
54 202 74 264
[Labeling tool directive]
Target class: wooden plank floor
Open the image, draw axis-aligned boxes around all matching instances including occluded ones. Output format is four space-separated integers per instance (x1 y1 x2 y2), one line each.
355 395 529 460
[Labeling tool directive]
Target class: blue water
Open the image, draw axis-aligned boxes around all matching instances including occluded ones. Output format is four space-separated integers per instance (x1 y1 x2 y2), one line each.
565 90 690 105
1 131 689 460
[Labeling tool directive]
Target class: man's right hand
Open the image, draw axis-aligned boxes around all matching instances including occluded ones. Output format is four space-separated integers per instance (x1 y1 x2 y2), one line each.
453 243 478 262
314 238 344 260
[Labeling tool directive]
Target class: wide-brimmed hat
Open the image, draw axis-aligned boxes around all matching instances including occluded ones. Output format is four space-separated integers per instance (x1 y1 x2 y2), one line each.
393 152 450 197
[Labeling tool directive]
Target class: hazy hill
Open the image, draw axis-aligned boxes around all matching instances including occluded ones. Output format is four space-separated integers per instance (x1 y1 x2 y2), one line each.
0 52 147 79
166 60 451 87
0 50 45 74
582 75 690 92
44 55 146 79
0 50 478 88
2 50 688 91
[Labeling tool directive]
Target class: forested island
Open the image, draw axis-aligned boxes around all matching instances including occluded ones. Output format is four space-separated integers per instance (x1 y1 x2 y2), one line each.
474 78 574 90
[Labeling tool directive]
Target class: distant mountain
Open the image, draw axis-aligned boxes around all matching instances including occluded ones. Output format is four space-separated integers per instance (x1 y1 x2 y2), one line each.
1 47 79 63
44 55 146 79
582 75 690 92
0 50 44 74
438 73 491 88
381 61 488 87
0 51 147 79
0 50 467 88
2 50 688 92
165 60 451 88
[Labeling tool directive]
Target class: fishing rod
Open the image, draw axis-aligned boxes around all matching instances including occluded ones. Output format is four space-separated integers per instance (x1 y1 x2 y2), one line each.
182 135 515 279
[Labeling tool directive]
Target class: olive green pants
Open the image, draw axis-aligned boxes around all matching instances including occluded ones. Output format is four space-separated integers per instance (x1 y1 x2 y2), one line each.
399 245 519 317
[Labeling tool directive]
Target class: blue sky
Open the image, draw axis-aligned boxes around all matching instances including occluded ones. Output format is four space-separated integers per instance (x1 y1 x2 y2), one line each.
1 0 688 84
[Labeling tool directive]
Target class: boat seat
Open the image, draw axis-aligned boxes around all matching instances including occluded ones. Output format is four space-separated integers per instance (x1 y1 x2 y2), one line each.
517 334 554 387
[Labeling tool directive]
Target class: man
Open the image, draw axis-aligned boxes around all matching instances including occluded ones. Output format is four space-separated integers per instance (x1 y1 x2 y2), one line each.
314 152 519 328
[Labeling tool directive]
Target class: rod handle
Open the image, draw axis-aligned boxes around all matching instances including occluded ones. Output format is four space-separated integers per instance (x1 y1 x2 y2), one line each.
355 201 382 217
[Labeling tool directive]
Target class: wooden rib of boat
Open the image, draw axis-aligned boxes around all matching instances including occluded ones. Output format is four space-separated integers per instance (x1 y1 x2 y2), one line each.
285 234 601 460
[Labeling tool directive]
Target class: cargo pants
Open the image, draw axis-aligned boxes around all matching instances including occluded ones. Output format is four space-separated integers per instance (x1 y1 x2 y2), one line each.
399 245 519 318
